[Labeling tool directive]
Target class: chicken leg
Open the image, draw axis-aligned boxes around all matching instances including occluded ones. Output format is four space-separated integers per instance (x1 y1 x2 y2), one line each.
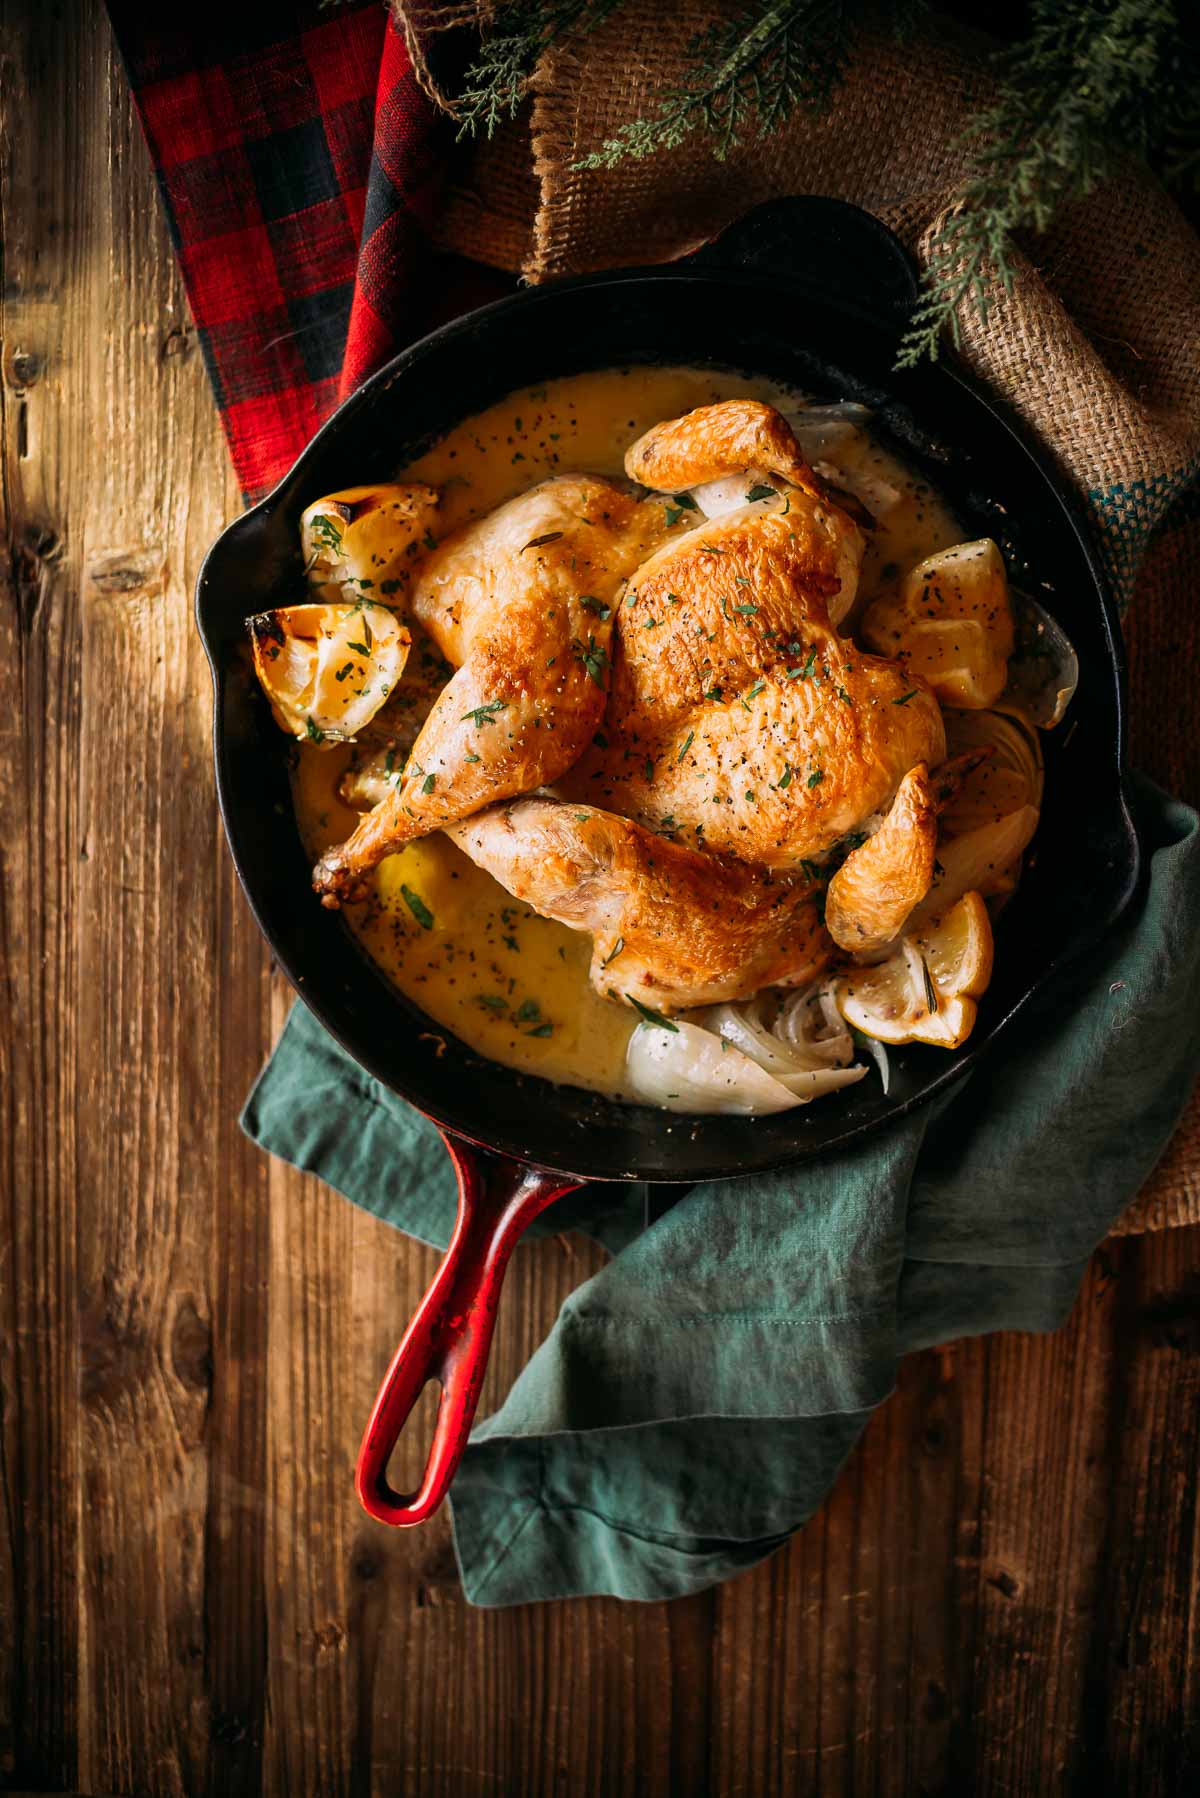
449 797 831 1012
313 474 679 905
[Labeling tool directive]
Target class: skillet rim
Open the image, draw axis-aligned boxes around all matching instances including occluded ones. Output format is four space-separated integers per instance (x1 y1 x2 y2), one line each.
196 220 1141 1183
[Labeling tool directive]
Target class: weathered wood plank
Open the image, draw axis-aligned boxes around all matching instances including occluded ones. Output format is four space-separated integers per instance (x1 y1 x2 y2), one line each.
2 5 265 1793
1 8 87 1787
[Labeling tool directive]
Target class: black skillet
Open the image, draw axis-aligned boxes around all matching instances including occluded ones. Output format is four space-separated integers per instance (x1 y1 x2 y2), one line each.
196 197 1140 1526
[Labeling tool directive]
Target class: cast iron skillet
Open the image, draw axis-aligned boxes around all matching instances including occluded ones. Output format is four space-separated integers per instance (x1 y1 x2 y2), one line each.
197 198 1140 1528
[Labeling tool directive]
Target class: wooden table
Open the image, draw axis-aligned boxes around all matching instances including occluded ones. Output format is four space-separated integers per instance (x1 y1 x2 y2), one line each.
3 7 1199 1793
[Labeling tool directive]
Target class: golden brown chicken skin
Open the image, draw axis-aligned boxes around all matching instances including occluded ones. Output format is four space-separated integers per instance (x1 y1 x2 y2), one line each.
560 496 945 869
312 475 682 905
449 798 831 1013
625 398 823 496
824 764 938 952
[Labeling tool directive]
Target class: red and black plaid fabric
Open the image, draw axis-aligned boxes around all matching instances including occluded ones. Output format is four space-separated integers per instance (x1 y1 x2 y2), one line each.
108 1 502 500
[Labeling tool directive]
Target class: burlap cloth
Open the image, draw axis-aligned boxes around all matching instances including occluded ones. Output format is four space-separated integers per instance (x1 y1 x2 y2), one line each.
397 1 1200 1233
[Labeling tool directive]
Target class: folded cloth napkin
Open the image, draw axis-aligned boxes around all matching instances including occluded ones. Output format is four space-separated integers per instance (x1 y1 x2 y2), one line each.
244 776 1200 1602
113 3 1200 1602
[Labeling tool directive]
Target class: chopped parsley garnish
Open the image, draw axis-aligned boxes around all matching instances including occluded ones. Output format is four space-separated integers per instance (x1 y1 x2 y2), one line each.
579 596 611 619
379 578 402 595
807 768 825 788
838 685 853 704
477 994 507 1013
574 812 590 823
461 699 509 728
643 616 660 628
421 772 437 794
309 514 343 556
893 689 919 706
644 758 654 781
677 730 694 762
629 996 679 1033
673 492 698 509
526 1022 554 1038
746 679 766 700
515 998 541 1024
778 763 793 790
704 685 723 701
305 716 325 743
601 936 625 968
465 751 481 764
664 503 686 527
573 636 610 688
746 483 777 503
401 885 434 930
735 602 759 616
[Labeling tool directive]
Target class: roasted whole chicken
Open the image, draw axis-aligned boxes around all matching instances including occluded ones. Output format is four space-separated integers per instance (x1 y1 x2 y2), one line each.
252 396 1032 1069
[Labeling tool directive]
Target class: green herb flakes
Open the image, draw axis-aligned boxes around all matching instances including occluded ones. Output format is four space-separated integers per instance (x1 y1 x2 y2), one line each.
461 698 509 728
629 996 679 1033
401 885 434 930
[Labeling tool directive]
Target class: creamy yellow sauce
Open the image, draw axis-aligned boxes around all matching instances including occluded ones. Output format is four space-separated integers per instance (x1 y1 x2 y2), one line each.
292 366 962 1099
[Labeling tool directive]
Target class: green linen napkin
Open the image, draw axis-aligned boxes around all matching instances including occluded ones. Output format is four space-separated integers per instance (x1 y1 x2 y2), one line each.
243 774 1200 1604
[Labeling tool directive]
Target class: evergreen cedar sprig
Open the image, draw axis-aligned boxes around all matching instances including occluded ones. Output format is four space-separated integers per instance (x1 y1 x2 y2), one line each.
454 0 1199 362
895 0 1200 366
577 1 852 170
453 0 624 140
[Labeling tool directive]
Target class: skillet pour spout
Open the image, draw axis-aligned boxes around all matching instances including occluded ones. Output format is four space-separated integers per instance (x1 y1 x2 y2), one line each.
196 197 1140 1524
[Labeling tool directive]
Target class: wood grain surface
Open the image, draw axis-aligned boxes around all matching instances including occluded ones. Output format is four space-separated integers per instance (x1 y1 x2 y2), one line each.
1 5 1198 1794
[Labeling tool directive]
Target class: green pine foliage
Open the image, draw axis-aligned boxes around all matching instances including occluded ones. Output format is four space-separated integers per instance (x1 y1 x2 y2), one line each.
453 0 625 139
576 1 852 169
453 0 1200 362
896 0 1200 365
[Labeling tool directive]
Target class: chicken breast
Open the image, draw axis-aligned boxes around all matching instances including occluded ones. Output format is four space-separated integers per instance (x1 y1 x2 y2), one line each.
312 475 681 905
560 494 944 868
449 798 831 1012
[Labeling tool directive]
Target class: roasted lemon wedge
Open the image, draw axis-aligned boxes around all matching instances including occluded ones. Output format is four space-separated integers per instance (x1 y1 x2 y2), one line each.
835 890 994 1049
861 538 1014 709
301 483 440 606
248 601 411 744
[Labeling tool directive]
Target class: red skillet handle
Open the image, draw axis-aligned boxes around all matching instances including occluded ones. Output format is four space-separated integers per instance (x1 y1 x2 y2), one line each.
355 1129 580 1527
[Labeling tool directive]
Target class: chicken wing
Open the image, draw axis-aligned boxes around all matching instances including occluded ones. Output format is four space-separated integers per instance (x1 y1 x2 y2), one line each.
312 475 679 905
824 764 937 953
449 798 831 1012
625 398 823 496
